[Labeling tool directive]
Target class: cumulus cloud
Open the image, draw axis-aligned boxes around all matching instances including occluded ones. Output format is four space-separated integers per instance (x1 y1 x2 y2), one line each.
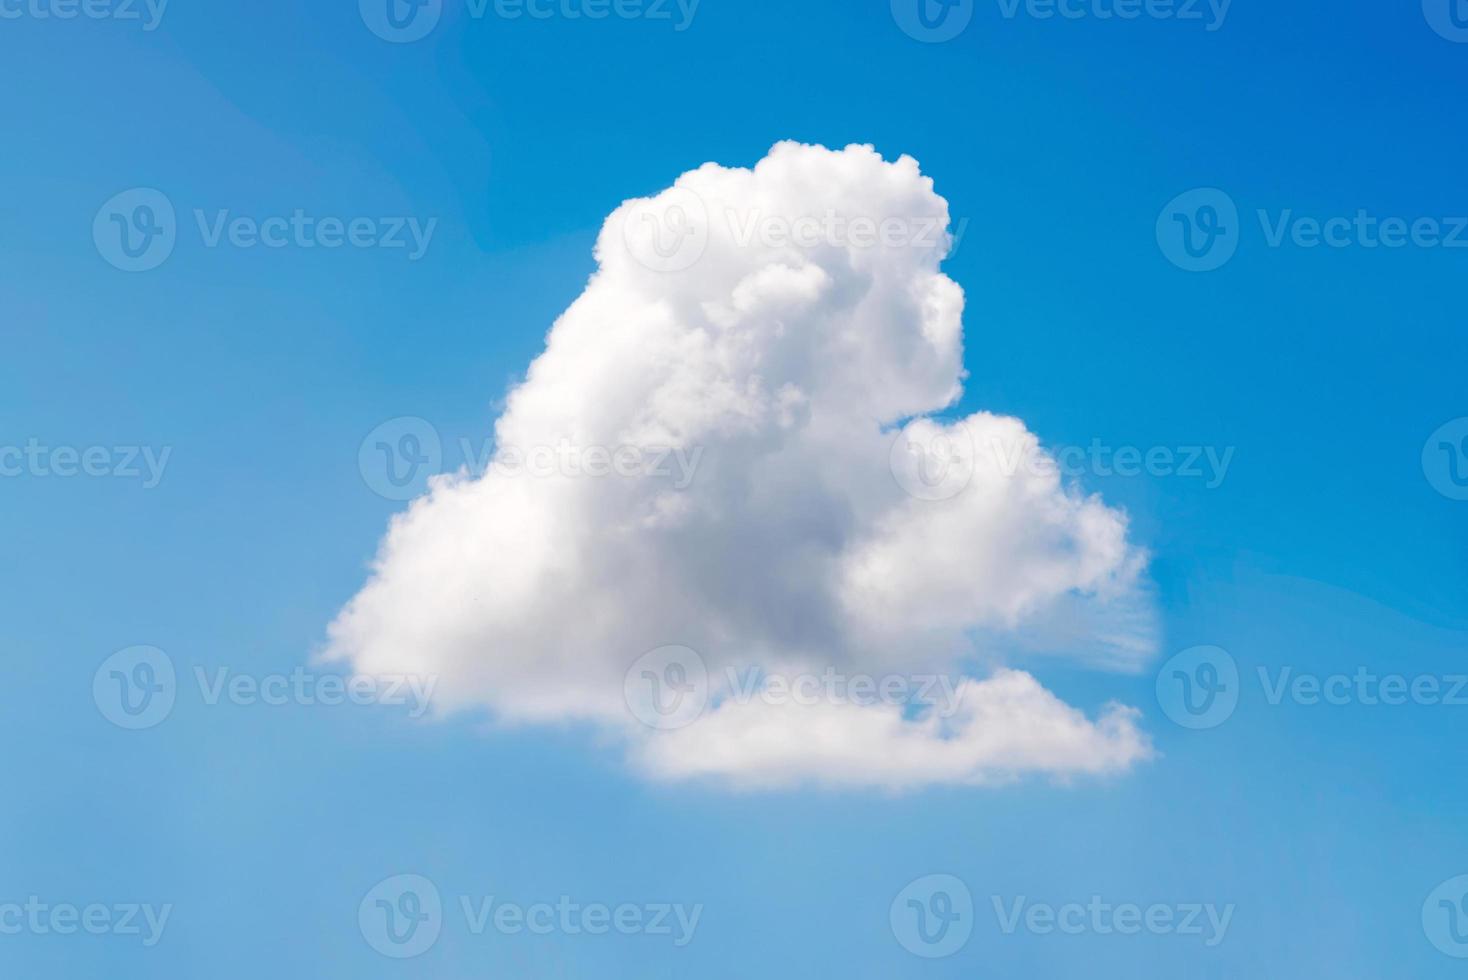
324 141 1158 790
632 670 1149 791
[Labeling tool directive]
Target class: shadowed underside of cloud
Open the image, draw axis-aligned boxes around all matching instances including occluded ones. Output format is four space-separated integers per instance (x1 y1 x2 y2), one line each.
323 141 1159 791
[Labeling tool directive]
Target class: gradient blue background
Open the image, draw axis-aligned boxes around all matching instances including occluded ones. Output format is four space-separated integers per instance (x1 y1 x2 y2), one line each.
2 0 1466 976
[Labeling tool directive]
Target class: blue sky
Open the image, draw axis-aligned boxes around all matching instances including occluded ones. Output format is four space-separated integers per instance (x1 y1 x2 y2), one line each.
3 0 1467 976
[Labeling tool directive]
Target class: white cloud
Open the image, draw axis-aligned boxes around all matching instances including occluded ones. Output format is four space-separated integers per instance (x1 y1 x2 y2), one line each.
323 141 1157 789
633 670 1150 791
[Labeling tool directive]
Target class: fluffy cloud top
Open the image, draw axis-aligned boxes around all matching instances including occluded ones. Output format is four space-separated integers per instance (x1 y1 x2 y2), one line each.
324 141 1157 790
